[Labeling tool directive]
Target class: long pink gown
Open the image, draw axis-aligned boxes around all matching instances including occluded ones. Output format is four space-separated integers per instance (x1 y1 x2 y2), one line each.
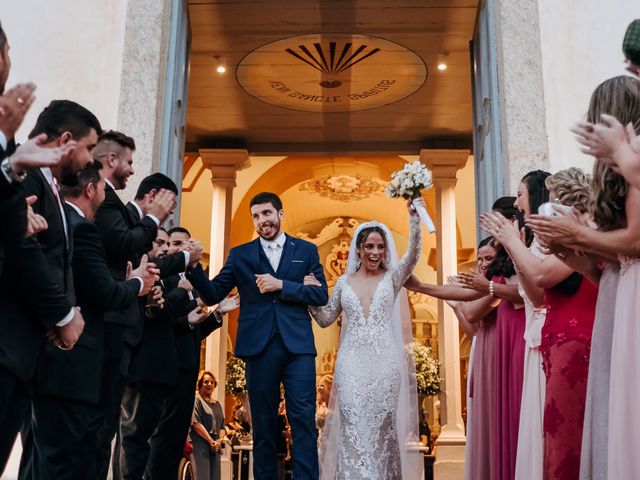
465 311 497 480
607 258 640 477
492 275 526 480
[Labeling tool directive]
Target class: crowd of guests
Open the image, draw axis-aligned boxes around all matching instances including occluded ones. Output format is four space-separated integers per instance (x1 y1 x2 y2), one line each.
0 21 241 480
406 19 640 480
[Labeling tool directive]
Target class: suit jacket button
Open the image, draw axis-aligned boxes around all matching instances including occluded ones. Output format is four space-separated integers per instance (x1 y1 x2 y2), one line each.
273 299 277 304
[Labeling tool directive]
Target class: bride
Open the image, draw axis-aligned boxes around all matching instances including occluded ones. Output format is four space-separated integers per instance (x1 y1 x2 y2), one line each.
306 199 424 480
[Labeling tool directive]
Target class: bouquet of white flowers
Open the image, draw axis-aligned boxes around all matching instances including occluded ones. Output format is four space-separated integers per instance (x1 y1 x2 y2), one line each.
386 161 436 233
411 341 442 396
225 354 247 397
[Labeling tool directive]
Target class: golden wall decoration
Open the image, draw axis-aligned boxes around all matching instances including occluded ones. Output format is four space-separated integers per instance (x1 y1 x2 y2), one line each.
298 174 384 203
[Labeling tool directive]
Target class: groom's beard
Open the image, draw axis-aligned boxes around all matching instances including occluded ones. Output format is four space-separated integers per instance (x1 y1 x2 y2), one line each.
258 219 281 240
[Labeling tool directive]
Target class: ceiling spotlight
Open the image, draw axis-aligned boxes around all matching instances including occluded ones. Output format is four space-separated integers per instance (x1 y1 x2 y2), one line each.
437 54 448 71
214 56 227 74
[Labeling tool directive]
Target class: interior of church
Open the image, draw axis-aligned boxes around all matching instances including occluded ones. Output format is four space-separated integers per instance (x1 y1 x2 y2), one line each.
180 0 479 443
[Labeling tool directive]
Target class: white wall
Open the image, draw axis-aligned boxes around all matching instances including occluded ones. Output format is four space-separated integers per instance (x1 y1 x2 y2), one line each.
2 0 128 142
1 4 128 477
538 1 640 173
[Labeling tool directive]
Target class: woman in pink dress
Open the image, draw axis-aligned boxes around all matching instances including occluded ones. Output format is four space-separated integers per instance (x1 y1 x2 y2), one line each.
479 170 551 480
406 197 523 480
457 196 527 480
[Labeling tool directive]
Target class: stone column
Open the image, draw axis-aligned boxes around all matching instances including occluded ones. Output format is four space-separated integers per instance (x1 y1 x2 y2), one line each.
494 0 550 190
200 149 251 407
420 149 469 480
117 0 172 200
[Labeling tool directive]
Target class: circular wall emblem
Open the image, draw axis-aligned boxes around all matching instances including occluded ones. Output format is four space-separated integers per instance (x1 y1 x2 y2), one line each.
236 34 427 113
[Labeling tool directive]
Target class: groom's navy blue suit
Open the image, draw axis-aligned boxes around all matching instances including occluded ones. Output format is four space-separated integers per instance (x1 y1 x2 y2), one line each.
187 233 328 480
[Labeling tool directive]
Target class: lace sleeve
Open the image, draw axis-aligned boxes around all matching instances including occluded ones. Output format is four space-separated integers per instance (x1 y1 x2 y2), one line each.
391 215 422 294
310 276 344 328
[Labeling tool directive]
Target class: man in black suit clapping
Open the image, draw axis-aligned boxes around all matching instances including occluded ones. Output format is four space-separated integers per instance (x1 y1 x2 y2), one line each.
92 133 201 478
0 99 102 473
28 160 158 479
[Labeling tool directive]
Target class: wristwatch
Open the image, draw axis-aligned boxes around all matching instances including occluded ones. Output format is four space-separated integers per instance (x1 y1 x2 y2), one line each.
1 158 27 183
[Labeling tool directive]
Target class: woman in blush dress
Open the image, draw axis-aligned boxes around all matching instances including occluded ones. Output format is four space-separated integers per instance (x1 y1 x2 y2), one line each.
458 195 530 480
307 199 423 480
407 236 499 480
479 170 550 480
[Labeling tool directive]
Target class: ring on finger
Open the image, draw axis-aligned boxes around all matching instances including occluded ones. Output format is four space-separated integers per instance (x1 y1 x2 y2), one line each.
17 97 24 105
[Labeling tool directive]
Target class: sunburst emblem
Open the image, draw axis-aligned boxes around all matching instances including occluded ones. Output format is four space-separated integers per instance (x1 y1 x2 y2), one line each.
285 42 381 88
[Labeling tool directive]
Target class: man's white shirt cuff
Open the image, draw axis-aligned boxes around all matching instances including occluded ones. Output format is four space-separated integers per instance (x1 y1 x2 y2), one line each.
145 214 160 226
0 131 7 151
183 251 190 268
133 277 144 294
55 308 75 327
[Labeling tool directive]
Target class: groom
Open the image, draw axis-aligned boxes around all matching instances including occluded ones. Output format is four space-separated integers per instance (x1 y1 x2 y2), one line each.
187 191 328 479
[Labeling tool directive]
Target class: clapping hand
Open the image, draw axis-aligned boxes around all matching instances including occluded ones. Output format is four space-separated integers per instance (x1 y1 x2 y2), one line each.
146 285 164 308
178 275 193 292
0 83 36 140
184 240 204 267
217 294 240 314
479 212 522 246
187 305 209 325
526 208 584 250
571 114 640 166
128 255 160 296
255 273 283 293
456 270 490 292
10 134 76 173
143 189 176 222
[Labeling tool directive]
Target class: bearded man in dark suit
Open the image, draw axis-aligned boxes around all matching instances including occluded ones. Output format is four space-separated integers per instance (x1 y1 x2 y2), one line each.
0 99 102 475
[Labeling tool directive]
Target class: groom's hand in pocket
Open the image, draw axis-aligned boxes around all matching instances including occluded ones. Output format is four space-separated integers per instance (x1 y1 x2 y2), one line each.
255 273 283 293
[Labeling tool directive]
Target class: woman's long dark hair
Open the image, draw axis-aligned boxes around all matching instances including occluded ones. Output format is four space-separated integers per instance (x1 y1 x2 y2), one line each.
521 170 551 216
485 196 519 279
518 170 551 246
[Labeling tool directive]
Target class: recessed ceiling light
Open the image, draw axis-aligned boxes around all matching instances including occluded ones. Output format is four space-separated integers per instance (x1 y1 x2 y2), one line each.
437 54 448 71
214 55 227 74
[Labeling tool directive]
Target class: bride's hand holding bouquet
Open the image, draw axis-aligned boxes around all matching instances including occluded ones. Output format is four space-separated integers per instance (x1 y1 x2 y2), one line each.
386 161 435 233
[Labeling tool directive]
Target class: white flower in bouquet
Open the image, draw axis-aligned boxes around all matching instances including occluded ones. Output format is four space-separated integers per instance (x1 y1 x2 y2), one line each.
386 161 433 200
386 161 436 233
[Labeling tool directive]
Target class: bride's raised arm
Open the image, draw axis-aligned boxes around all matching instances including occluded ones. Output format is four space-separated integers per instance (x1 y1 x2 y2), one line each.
391 203 422 294
309 276 345 328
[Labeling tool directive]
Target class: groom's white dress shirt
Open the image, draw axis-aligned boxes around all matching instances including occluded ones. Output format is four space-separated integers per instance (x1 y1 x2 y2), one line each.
260 232 285 272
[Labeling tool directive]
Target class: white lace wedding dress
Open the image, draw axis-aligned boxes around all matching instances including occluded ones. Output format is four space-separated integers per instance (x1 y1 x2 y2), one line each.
310 216 422 480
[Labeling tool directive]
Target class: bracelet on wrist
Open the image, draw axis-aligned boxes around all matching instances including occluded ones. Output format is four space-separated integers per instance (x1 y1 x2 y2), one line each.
488 280 495 297
2 158 27 183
